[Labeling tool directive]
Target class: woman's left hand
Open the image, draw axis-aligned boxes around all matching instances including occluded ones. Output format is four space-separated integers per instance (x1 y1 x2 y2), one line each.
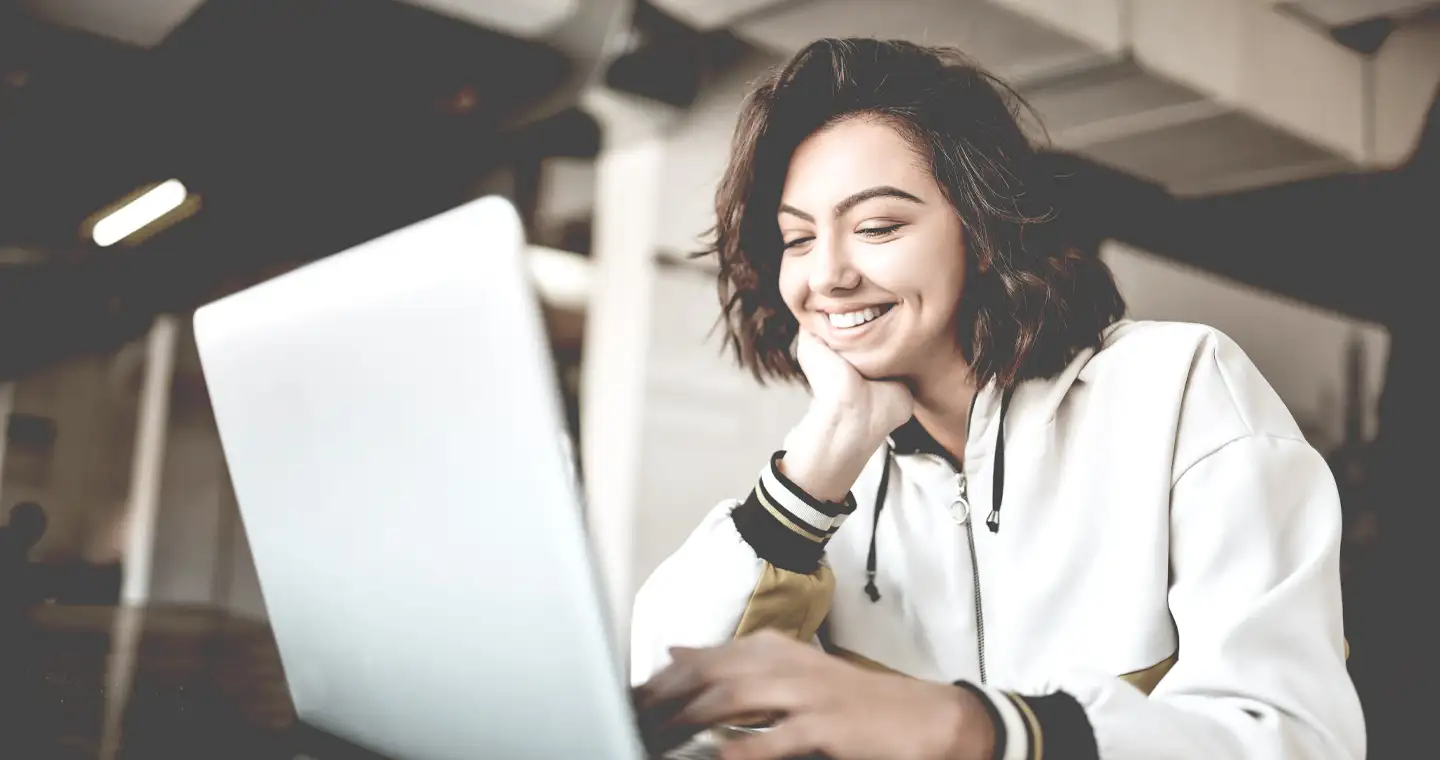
633 629 996 760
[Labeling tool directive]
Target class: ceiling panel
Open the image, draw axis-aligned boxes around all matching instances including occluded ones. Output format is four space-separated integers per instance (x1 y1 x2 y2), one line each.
398 0 579 36
734 0 1112 83
1081 109 1356 195
700 0 1364 196
1023 58 1204 137
650 0 786 30
1274 0 1440 26
21 0 580 48
22 0 208 48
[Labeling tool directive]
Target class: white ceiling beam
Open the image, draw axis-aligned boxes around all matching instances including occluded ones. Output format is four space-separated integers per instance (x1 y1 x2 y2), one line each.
1372 18 1440 165
991 0 1370 163
649 0 794 30
397 0 579 36
989 0 1126 53
22 0 207 48
732 0 1118 84
21 0 581 48
1131 0 1367 163
1268 0 1440 28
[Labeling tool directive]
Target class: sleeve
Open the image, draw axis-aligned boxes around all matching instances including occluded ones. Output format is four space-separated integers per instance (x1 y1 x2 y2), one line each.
965 434 1365 760
628 452 858 685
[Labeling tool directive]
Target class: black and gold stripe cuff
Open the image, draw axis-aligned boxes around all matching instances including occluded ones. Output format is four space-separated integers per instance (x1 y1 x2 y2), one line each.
955 683 1098 760
730 451 856 574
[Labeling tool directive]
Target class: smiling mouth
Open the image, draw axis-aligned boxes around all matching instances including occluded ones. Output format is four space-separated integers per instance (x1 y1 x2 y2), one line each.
826 304 895 330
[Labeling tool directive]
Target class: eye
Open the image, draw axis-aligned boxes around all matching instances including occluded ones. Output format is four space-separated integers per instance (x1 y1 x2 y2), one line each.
783 236 815 251
857 223 904 240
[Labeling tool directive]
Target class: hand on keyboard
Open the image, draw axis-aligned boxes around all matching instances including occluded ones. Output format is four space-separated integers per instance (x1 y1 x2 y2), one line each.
634 630 995 760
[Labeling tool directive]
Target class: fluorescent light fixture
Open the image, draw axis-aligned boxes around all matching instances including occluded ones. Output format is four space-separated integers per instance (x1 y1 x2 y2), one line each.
92 179 189 247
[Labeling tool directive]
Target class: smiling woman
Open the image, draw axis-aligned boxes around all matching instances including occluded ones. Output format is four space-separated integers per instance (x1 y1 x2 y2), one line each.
709 41 1124 396
631 38 1364 760
777 125 972 386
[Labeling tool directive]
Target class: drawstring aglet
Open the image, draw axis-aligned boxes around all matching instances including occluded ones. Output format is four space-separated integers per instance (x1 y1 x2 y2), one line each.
864 571 881 602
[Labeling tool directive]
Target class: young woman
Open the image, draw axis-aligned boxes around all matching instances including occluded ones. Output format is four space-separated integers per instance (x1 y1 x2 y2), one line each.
629 39 1364 760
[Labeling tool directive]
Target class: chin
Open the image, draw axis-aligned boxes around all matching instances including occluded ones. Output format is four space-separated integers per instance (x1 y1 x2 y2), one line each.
839 348 906 381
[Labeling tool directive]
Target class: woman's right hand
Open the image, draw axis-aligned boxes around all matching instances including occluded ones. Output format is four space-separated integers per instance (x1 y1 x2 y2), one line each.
778 331 915 503
795 330 915 439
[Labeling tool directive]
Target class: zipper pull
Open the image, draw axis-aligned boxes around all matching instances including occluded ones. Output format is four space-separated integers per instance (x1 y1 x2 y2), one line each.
985 509 1000 533
950 472 970 524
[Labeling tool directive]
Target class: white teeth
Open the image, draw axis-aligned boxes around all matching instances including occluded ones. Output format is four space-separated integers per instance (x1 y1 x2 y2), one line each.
827 306 887 329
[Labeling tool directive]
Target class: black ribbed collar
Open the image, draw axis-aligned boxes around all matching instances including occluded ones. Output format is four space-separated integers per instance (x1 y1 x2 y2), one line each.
885 389 983 469
888 417 953 460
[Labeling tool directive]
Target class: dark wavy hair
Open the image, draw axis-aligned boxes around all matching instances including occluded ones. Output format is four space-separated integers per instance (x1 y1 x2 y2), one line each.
705 38 1125 390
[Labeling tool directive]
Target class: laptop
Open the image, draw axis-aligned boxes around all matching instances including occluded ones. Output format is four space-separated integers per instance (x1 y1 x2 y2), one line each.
194 196 723 760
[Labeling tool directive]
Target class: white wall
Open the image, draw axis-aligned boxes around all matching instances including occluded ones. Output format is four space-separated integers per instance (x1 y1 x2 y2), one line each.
609 50 815 605
142 321 267 618
657 51 781 256
630 264 810 593
2 347 140 563
0 321 265 616
579 88 676 642
1102 241 1389 449
147 401 226 605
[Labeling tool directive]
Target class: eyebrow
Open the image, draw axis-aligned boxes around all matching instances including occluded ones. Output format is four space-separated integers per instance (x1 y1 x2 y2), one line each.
778 185 925 223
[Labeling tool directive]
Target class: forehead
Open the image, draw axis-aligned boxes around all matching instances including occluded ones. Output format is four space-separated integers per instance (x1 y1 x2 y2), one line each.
780 117 934 211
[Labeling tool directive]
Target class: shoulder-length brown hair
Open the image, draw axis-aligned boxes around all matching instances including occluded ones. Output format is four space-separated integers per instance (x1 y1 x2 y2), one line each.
705 38 1125 390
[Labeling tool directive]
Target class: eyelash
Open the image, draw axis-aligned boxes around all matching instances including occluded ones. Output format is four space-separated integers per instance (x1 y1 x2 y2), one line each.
858 223 904 239
783 223 905 250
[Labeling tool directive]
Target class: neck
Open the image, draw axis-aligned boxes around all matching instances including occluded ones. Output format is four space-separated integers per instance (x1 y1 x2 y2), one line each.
907 351 977 462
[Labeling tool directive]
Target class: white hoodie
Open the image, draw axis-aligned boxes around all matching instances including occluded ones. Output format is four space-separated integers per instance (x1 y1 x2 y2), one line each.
630 320 1365 760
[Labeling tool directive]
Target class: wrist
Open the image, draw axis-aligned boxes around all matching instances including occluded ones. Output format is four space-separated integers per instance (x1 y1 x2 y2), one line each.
731 451 857 575
803 399 893 445
950 682 1001 760
780 406 885 503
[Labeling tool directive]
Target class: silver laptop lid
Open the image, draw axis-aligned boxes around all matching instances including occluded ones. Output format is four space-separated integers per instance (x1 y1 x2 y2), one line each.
195 196 641 760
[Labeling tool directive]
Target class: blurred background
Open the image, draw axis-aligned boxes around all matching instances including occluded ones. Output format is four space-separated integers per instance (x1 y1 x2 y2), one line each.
0 0 1435 757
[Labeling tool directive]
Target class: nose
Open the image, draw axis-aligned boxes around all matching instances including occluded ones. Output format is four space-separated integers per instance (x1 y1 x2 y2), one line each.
808 235 862 295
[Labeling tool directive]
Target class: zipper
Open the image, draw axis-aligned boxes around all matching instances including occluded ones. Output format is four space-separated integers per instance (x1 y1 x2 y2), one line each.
925 454 988 686
961 471 989 686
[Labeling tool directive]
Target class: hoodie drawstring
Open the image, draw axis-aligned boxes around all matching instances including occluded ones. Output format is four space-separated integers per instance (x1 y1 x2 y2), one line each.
865 386 1014 602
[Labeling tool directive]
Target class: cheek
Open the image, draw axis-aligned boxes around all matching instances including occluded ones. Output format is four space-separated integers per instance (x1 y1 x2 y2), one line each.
884 239 966 321
925 264 966 322
915 228 967 303
776 258 806 316
868 243 952 300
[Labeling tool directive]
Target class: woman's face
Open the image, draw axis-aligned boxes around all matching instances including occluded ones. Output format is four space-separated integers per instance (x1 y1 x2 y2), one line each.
776 117 969 381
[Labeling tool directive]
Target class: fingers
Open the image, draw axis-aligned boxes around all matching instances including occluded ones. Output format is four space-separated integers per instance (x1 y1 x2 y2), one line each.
635 635 820 754
633 644 746 752
720 718 828 760
671 675 802 729
793 329 823 380
641 635 791 709
636 646 727 711
633 664 704 756
635 711 706 758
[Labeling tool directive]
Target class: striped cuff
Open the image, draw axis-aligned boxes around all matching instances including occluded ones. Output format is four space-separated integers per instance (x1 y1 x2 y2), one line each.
956 683 1098 760
730 451 856 574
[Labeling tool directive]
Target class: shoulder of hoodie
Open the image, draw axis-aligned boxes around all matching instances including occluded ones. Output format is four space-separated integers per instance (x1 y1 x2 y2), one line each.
1070 319 1310 475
